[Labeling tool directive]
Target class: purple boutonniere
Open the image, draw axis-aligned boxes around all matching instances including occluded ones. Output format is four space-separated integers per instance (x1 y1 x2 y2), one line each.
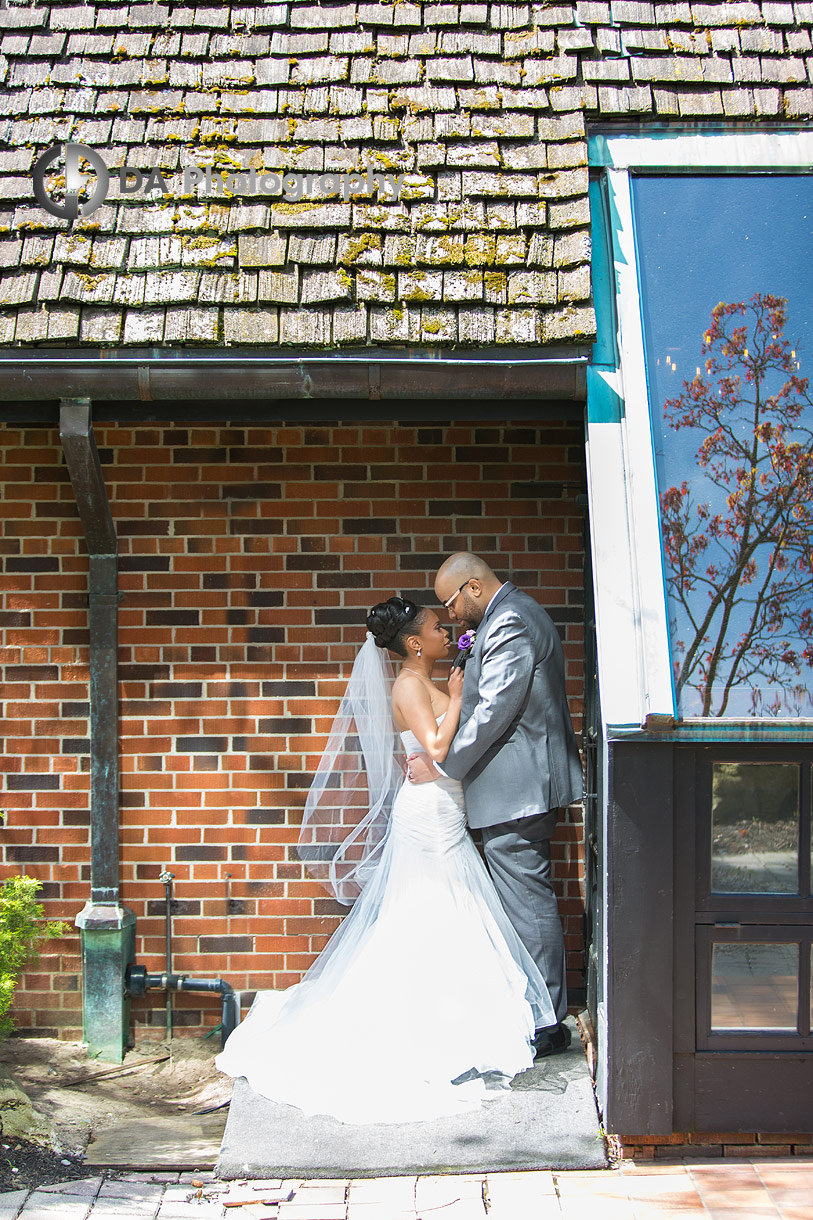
457 631 476 651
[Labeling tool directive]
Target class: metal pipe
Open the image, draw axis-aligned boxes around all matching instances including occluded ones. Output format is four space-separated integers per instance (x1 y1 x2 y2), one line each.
125 966 240 1047
159 870 175 1041
60 399 120 905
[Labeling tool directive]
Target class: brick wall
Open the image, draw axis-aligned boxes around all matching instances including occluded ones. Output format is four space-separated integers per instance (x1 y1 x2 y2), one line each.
619 1133 813 1161
1 416 586 1038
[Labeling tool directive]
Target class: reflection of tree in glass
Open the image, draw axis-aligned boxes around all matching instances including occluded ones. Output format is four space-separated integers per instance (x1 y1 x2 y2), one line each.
660 294 813 716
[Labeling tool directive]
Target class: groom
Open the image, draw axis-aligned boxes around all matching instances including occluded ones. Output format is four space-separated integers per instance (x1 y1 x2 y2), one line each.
408 553 583 1057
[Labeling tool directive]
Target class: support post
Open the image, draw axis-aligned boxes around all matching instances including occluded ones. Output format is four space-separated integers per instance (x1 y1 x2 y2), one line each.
60 398 135 1062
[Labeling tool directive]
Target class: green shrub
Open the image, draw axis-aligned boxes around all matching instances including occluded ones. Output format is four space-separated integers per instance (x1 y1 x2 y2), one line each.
0 876 67 1038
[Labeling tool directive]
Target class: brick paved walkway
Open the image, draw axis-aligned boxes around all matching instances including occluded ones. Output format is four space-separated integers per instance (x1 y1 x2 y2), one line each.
1 1161 812 1220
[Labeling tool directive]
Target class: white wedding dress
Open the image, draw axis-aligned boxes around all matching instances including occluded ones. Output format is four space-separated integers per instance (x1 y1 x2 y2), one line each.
215 722 556 1125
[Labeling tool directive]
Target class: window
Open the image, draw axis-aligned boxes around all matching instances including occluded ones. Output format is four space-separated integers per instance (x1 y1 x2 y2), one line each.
635 176 813 719
588 132 813 728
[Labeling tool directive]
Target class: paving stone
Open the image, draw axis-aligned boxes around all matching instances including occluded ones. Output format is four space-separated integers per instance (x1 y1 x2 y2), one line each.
0 1191 29 1220
12 1194 93 1220
38 1176 103 1195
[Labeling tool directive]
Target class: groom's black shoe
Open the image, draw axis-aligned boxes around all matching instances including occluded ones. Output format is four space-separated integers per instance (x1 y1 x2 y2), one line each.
533 1022 572 1060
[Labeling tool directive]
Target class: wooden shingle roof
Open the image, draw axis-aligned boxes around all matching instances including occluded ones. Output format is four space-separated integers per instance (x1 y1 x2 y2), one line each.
1 0 811 348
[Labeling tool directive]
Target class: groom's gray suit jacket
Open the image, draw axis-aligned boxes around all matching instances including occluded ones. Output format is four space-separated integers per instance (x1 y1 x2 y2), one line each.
441 583 583 831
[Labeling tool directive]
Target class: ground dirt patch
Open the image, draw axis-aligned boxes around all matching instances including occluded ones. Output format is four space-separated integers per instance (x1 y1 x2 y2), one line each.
0 1035 232 1183
0 1137 88 1193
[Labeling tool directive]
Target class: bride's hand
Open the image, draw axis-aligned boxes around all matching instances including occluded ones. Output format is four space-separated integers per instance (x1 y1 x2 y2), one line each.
448 665 464 700
406 751 439 784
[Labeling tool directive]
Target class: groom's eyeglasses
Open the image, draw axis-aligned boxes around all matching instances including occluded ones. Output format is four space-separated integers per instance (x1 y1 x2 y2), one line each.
442 579 473 611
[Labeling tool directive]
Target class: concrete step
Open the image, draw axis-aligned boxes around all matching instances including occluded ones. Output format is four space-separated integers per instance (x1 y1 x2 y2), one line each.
218 1017 606 1178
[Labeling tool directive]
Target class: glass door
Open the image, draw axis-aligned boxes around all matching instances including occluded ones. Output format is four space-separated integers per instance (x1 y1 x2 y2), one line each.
695 751 813 1053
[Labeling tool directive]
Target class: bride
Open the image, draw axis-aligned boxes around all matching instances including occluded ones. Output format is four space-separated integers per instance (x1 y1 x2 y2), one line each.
215 596 556 1124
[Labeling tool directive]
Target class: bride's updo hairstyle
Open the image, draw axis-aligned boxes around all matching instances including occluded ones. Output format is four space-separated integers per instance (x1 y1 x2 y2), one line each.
366 596 427 658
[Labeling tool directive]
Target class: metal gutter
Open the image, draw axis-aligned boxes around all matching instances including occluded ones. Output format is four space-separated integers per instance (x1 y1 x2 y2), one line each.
0 346 588 403
605 720 813 743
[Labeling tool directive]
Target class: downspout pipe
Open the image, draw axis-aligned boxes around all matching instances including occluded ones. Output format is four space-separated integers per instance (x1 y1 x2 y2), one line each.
60 398 121 905
61 397 136 1061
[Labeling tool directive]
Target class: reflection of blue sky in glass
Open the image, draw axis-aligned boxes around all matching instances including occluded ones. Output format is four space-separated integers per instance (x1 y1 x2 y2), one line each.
632 174 813 718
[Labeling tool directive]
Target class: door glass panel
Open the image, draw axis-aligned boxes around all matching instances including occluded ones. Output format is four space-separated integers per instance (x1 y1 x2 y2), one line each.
711 762 799 893
711 942 798 1031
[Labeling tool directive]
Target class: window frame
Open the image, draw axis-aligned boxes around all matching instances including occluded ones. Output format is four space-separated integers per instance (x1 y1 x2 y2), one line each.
587 128 813 739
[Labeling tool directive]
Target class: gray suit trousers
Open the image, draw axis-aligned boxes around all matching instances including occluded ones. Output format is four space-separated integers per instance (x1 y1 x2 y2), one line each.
480 809 567 1028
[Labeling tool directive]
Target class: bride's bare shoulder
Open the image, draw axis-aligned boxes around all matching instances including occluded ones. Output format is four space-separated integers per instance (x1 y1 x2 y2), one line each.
392 668 424 704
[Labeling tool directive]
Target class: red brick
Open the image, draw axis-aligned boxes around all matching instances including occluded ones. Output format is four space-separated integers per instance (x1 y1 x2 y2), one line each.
3 420 586 1037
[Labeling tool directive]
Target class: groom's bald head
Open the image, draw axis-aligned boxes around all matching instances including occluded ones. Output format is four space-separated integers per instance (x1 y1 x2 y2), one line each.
435 552 504 627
